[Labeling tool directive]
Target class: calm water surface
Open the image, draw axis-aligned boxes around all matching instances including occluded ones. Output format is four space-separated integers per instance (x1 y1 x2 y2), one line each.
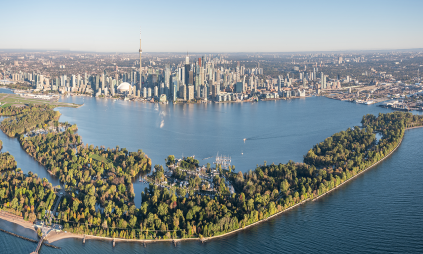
0 93 422 253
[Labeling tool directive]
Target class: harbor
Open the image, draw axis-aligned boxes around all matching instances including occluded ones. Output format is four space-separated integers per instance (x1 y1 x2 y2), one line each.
141 154 235 196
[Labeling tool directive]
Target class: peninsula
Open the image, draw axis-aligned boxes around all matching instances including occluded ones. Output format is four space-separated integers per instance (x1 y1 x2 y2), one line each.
0 99 422 245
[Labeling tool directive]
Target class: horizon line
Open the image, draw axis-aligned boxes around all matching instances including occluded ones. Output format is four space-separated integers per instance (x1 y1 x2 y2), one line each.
1 48 423 55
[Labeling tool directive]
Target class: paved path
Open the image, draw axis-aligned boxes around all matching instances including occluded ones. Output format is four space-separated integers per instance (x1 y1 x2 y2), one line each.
51 193 63 215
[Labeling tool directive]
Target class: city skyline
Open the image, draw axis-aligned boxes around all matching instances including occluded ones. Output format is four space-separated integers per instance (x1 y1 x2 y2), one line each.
1 0 422 53
0 0 423 248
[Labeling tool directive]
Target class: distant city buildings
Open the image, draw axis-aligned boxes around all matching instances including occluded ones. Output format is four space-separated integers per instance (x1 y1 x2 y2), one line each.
1 38 421 104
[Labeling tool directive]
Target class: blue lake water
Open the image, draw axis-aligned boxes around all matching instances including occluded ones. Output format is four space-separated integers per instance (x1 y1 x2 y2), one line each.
1 93 422 253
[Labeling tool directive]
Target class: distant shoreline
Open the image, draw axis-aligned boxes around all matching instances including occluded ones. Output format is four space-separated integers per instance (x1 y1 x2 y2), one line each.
61 92 309 104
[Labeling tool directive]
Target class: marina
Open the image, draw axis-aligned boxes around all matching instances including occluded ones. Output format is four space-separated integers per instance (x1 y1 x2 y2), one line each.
142 154 235 196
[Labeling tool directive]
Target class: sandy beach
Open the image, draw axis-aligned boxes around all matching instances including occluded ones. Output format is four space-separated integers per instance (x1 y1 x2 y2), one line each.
0 211 36 232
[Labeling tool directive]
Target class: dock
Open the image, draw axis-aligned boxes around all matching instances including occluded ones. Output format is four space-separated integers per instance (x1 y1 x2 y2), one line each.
0 227 60 253
32 236 44 253
30 222 61 253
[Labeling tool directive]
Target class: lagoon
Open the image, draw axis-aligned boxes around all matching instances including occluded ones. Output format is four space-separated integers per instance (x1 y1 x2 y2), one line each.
0 94 422 253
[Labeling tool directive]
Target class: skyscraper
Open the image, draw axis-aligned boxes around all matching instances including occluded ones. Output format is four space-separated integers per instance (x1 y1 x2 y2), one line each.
212 84 217 100
179 84 186 100
165 64 170 89
154 86 159 98
188 71 193 86
96 75 100 91
139 31 142 90
278 75 282 92
61 75 67 87
181 66 185 86
321 72 326 89
101 74 105 90
172 76 178 102
236 82 243 93
185 53 190 86
188 85 194 101
71 75 76 87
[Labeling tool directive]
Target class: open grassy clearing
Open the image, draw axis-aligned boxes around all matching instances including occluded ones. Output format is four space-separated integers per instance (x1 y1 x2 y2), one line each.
0 93 81 108
89 154 116 169
89 154 111 164
1 103 13 108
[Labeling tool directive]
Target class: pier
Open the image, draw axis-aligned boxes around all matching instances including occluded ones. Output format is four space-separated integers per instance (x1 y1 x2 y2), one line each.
31 222 61 253
0 227 60 253
32 236 44 254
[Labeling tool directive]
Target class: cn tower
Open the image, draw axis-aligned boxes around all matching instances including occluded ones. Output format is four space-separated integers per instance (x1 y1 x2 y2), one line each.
139 31 142 94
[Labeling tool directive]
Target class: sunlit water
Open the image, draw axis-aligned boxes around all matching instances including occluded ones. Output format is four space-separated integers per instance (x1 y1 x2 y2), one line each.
1 92 422 253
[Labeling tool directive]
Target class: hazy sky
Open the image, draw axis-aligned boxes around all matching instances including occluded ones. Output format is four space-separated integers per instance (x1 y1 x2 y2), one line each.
1 0 422 52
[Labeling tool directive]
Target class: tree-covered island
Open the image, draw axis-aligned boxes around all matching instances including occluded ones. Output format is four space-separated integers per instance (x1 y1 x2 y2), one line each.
0 105 422 241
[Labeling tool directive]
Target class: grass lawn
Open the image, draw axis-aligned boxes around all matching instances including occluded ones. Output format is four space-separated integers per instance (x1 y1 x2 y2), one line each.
89 154 115 169
1 103 13 108
0 93 81 108
89 154 111 163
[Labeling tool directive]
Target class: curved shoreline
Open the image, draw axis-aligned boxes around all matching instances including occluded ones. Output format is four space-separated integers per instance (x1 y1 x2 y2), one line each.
0 212 36 232
46 129 409 244
1 126 420 247
0 212 61 249
312 130 405 201
46 198 311 244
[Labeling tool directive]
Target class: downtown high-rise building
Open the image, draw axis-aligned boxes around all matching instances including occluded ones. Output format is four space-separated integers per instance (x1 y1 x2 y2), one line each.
187 85 194 101
139 31 143 92
321 72 326 89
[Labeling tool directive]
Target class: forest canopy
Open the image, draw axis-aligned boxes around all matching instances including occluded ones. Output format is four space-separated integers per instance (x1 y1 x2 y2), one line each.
0 111 421 240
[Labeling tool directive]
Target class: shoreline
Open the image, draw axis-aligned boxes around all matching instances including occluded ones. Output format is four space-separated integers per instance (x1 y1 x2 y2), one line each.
0 214 61 250
61 92 308 105
405 125 423 130
1 126 419 247
0 121 420 247
46 198 310 244
0 211 36 232
312 130 405 201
